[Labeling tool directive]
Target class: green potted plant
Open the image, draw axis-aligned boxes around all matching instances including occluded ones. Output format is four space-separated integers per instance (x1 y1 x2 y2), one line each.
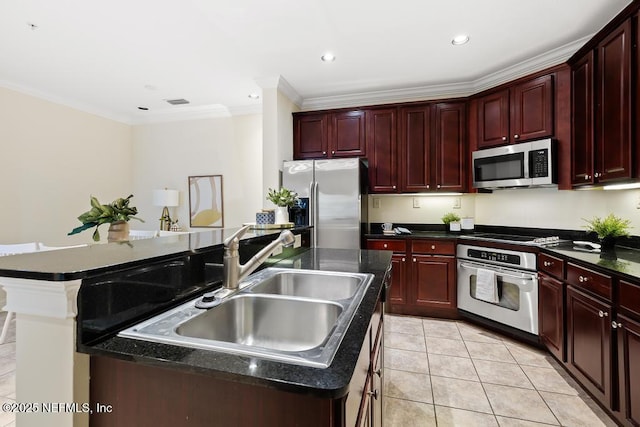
583 213 631 250
68 195 143 242
441 212 461 232
267 187 298 224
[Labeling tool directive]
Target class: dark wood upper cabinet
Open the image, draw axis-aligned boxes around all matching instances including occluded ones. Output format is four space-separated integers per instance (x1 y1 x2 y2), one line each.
399 105 431 192
331 110 366 158
366 108 398 193
477 89 510 148
294 113 328 159
571 51 595 186
293 110 366 160
477 75 553 149
434 102 466 192
596 19 632 183
511 75 554 142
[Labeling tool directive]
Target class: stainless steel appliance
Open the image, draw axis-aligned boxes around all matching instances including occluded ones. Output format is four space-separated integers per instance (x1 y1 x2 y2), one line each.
457 243 538 335
472 138 556 189
283 158 367 249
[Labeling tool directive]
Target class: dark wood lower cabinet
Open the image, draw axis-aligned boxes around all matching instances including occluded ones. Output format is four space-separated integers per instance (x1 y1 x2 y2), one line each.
412 255 456 311
616 313 640 426
566 285 612 406
389 254 407 306
538 273 565 361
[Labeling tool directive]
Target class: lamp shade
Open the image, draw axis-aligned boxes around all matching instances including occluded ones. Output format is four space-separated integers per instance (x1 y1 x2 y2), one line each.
153 189 179 207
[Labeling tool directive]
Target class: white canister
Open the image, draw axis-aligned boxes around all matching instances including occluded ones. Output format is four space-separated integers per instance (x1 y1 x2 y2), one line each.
460 217 475 231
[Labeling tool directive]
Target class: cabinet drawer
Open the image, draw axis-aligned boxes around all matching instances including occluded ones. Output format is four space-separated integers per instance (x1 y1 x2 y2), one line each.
566 263 612 301
366 239 406 253
411 240 455 255
619 280 640 319
538 253 565 279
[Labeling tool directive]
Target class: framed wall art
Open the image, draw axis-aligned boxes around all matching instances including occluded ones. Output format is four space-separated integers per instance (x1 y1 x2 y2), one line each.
188 175 224 228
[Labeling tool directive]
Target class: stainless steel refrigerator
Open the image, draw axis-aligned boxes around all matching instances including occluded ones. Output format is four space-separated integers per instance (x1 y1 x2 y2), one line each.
282 158 368 249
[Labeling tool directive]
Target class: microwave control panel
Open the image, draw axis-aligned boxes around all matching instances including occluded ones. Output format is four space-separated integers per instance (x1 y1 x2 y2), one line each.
529 149 549 178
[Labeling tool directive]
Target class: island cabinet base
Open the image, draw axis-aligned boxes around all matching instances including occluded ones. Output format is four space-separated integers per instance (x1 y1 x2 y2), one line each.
90 356 346 427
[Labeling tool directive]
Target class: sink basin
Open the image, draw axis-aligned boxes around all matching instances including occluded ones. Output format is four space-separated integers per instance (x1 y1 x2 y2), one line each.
247 269 364 300
118 268 374 368
176 294 342 352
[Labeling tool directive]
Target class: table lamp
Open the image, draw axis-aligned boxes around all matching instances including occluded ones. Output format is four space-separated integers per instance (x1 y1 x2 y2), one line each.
153 189 179 231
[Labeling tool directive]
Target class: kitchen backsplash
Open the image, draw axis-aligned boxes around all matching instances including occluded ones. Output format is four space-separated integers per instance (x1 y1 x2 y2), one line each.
369 188 640 235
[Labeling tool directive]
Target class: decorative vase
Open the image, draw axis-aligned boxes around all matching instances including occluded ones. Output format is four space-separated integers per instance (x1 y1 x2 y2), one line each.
274 206 289 224
107 221 130 242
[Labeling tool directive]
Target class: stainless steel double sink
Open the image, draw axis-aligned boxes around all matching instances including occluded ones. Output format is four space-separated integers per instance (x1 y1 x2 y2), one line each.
119 268 374 368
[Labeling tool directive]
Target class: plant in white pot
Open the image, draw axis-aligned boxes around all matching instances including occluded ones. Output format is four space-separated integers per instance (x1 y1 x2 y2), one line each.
266 187 298 224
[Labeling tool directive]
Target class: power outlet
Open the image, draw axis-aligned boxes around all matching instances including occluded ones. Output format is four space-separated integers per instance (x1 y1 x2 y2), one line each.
413 198 420 208
453 197 461 209
373 198 380 209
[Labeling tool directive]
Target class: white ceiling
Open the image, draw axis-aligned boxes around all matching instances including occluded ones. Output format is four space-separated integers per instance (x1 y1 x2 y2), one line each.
0 0 631 124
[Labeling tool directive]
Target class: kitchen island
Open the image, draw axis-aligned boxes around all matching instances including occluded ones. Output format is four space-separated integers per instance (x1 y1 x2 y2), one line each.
0 227 391 427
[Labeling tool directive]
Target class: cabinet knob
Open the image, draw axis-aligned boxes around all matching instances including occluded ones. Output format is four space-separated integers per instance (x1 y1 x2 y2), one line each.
368 389 379 400
594 172 600 178
431 245 436 250
437 185 441 189
579 275 588 283
543 261 553 267
585 175 591 180
331 150 335 155
322 151 327 156
598 310 608 318
402 257 406 262
612 321 622 329
426 185 430 189
375 368 382 377
514 134 519 139
502 136 507 141
383 243 388 249
413 258 416 262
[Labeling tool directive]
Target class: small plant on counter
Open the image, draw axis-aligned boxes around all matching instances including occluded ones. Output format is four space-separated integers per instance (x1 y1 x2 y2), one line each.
441 212 461 225
68 195 143 241
582 213 631 240
266 187 298 207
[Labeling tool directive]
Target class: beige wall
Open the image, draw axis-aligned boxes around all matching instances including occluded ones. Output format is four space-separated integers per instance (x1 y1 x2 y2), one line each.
371 187 640 235
0 86 132 246
131 114 263 229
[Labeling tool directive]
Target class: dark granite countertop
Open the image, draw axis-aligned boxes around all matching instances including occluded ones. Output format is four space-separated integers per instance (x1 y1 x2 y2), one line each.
80 248 392 399
0 227 311 281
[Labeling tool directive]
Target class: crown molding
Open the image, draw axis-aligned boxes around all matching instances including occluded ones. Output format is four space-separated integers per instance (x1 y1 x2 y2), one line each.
255 75 303 107
301 35 593 111
0 79 133 124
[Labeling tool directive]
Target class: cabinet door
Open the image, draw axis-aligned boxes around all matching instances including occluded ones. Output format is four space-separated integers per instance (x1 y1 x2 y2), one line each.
389 254 407 306
616 314 640 427
597 19 632 183
331 110 366 158
371 333 383 427
477 89 510 148
566 286 612 406
399 105 431 192
510 75 554 142
434 102 466 192
538 273 565 361
412 255 456 309
293 114 328 159
367 108 398 193
571 51 595 186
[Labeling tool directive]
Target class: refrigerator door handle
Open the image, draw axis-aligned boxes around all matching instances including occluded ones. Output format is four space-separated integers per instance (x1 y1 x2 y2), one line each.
311 181 318 245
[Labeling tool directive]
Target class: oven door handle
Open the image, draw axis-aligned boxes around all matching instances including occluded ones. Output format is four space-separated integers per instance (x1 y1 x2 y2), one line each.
458 261 538 281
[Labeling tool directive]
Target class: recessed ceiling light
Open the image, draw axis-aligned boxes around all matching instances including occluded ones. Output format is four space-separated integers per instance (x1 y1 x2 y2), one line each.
248 93 260 100
451 34 470 45
321 53 336 62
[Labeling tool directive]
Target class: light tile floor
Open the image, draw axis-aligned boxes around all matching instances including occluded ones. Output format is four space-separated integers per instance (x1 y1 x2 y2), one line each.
383 314 618 427
0 312 15 427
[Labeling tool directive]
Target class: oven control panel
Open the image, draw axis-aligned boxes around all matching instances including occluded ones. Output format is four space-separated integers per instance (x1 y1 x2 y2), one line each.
468 249 520 265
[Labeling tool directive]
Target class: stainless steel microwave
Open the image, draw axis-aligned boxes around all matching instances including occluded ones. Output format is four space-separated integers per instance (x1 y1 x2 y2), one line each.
472 138 556 189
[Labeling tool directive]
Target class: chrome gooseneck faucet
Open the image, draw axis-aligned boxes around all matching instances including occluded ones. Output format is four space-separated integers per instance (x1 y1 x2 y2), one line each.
223 225 295 290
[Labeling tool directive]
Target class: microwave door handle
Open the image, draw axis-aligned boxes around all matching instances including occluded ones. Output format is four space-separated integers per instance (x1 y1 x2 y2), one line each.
459 262 537 281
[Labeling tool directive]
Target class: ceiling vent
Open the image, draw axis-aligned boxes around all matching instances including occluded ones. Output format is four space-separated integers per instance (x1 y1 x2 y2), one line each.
165 98 190 105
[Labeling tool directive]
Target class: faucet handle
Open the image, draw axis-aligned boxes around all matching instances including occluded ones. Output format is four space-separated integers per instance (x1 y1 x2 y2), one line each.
224 225 250 248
